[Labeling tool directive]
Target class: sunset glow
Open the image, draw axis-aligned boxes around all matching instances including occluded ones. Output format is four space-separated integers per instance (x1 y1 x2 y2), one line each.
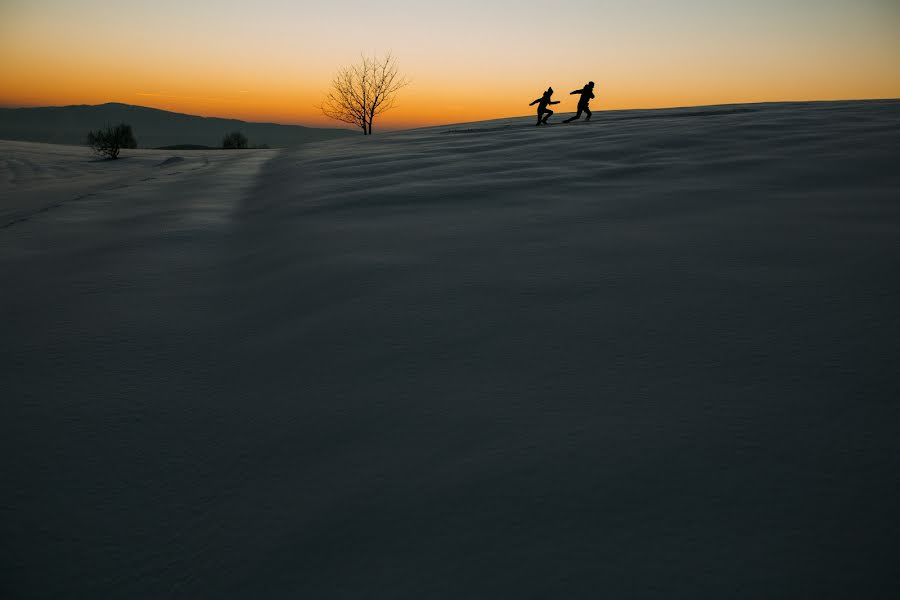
2 0 899 129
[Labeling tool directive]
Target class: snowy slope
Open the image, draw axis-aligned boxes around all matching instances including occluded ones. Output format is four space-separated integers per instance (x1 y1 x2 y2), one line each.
2 100 900 598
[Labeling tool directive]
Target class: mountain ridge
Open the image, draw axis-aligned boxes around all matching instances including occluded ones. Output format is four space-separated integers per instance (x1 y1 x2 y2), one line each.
0 102 355 148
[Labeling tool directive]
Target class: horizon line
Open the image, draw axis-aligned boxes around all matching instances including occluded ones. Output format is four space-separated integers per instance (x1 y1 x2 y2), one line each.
2 96 898 133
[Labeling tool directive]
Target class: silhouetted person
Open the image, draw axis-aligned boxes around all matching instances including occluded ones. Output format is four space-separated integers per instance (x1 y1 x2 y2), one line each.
530 87 560 126
563 81 595 123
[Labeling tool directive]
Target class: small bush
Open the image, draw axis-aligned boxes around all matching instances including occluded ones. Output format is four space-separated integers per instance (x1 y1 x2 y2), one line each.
222 131 248 149
86 123 137 159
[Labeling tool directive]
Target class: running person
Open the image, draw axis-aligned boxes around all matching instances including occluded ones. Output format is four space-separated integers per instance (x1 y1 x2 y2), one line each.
529 87 560 126
563 81 595 123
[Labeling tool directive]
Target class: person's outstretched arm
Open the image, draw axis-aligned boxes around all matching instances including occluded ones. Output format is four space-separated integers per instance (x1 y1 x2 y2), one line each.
570 90 580 95
529 98 541 105
550 100 560 105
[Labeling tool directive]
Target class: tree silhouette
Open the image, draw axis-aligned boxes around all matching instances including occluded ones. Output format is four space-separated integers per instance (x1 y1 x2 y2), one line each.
86 123 137 159
320 53 409 135
222 131 249 149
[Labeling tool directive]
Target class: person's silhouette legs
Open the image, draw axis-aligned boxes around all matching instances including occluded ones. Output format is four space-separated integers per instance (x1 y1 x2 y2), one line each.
536 108 554 125
564 106 592 123
563 108 583 123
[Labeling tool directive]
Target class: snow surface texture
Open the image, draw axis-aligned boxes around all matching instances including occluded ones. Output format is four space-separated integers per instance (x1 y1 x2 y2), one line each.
2 100 900 598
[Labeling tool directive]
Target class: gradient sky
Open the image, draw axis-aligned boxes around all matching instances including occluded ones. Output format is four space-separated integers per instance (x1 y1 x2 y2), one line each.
2 0 899 129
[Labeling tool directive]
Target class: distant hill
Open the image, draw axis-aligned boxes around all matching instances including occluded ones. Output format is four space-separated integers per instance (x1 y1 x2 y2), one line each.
0 103 354 148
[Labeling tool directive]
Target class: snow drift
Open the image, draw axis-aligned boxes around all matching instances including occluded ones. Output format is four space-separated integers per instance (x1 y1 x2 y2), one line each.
2 100 899 598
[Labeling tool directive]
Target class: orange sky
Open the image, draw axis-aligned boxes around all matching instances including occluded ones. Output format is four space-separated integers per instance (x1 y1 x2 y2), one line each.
2 0 899 130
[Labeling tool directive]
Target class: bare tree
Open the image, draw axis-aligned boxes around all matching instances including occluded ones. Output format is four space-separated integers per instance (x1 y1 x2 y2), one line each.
320 53 409 135
86 123 137 159
222 131 248 149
